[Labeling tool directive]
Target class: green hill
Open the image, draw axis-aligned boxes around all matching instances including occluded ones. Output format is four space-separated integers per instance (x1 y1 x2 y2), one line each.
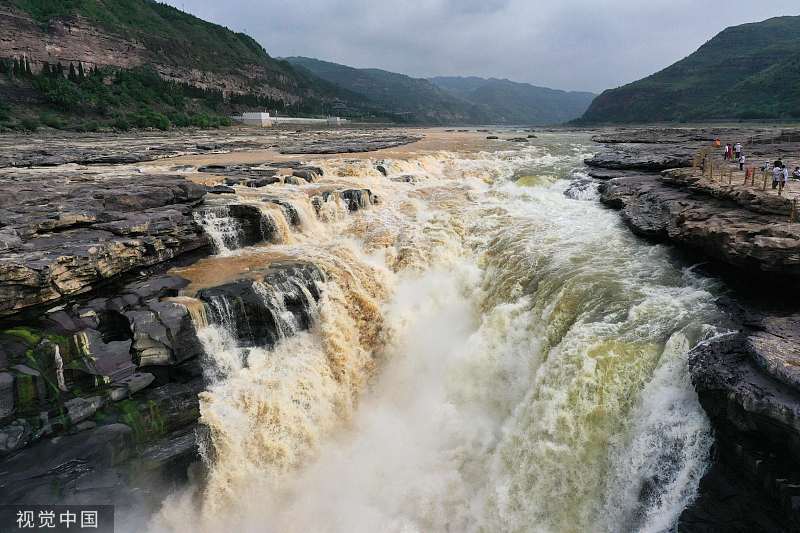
287 57 594 124
430 76 595 124
0 0 387 131
286 57 488 124
579 15 800 123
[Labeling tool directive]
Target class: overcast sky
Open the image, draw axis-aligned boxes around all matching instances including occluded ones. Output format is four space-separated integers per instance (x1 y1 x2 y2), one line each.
164 0 798 93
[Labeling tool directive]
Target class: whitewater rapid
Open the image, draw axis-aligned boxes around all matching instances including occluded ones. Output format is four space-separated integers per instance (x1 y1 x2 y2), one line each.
150 133 722 533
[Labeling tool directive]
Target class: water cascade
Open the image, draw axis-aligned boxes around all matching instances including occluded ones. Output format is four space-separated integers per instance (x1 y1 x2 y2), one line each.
150 133 722 533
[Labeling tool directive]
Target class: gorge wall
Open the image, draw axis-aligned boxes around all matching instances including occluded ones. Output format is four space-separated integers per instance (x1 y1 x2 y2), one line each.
0 127 414 511
587 127 800 531
0 6 299 103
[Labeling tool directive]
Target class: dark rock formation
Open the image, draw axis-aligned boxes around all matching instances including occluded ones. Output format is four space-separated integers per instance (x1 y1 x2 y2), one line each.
198 164 282 188
261 196 301 226
321 189 376 211
194 203 278 251
684 315 800 532
0 172 208 318
279 133 422 154
292 169 318 182
598 175 800 275
585 145 696 171
586 168 644 180
588 128 800 531
197 263 324 347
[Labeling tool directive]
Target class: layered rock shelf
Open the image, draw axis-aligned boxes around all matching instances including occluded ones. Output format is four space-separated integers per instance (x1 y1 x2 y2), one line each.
598 175 800 274
0 128 398 507
0 171 208 318
588 127 800 531
0 128 420 169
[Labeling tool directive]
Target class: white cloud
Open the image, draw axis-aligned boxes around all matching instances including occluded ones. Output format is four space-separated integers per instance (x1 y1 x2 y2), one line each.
163 0 799 92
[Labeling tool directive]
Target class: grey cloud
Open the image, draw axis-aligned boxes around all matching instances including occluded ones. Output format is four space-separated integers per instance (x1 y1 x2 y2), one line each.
164 0 799 93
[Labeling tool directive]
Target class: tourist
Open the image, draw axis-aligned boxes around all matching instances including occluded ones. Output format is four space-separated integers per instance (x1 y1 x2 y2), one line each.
724 144 731 160
793 166 800 179
739 154 746 170
762 161 771 172
734 142 742 159
782 165 790 191
772 163 783 189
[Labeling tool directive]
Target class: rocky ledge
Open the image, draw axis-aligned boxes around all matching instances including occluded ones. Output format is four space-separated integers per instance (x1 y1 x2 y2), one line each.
0 128 421 169
587 127 800 532
0 169 209 318
0 133 391 509
681 307 800 532
0 263 324 507
598 174 800 275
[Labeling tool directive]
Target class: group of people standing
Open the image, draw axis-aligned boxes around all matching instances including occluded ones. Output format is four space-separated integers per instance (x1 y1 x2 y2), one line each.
723 142 747 169
714 138 800 191
762 160 800 190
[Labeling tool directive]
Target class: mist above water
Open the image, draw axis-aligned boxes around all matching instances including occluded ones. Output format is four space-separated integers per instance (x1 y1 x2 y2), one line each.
149 133 721 533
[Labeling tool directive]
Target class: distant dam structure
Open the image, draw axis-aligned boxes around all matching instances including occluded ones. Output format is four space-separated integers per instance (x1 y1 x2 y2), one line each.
234 112 348 127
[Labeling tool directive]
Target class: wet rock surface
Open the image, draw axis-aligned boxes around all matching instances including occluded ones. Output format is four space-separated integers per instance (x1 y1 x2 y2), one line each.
598 175 800 274
684 322 800 532
0 128 421 169
0 170 209 317
588 127 800 532
0 127 388 505
198 263 324 347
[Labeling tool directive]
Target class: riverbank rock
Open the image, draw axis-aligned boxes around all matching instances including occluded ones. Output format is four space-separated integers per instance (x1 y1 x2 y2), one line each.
683 315 800 531
598 175 800 275
589 127 800 531
0 171 209 318
585 144 696 171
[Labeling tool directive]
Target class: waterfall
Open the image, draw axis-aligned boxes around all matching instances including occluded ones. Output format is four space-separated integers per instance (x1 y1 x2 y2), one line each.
257 207 292 244
193 206 245 255
195 203 299 254
149 133 719 533
195 264 325 348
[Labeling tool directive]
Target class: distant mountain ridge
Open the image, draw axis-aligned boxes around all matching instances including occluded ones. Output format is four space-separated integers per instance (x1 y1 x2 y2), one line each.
0 0 594 130
286 57 595 124
286 56 482 124
430 76 596 124
0 0 395 130
579 15 800 123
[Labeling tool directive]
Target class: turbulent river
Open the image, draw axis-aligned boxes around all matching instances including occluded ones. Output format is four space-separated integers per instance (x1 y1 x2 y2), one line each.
146 132 723 533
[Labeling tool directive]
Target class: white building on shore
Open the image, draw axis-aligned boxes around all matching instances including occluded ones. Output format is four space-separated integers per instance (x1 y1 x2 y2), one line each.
234 112 347 127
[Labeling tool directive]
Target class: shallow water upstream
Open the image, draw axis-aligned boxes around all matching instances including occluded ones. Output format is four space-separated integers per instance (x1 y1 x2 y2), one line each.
149 132 722 533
